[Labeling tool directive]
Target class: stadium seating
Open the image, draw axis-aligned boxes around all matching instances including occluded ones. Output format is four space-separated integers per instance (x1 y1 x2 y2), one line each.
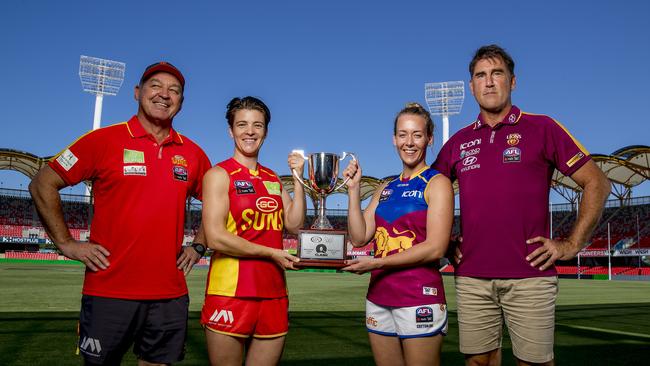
5 251 59 260
1 189 649 276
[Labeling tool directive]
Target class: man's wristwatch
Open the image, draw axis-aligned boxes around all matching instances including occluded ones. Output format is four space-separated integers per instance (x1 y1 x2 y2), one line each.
190 242 206 256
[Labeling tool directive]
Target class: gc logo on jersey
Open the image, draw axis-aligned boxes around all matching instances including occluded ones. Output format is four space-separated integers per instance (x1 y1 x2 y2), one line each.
379 189 393 202
234 180 255 194
256 197 279 212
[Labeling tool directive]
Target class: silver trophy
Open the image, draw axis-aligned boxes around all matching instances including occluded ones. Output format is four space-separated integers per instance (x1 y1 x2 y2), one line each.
292 151 356 229
291 150 356 268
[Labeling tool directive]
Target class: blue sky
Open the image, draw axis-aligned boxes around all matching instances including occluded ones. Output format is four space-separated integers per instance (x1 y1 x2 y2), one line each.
1 0 648 206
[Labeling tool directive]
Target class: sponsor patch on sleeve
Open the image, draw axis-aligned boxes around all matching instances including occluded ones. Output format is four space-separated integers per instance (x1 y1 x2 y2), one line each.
123 149 145 163
56 149 78 171
566 152 585 168
263 181 281 195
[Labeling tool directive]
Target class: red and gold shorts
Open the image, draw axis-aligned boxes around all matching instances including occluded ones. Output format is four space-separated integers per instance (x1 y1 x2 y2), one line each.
201 295 288 338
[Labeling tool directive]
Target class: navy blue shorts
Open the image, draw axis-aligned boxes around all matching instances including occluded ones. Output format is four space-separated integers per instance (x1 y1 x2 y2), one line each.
78 295 189 365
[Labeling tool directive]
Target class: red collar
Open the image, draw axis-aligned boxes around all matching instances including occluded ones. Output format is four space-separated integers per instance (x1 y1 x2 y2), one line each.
126 116 184 144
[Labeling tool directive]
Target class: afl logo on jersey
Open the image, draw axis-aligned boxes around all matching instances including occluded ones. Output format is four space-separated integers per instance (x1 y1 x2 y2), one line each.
235 180 255 194
256 197 279 213
235 180 253 188
379 188 393 202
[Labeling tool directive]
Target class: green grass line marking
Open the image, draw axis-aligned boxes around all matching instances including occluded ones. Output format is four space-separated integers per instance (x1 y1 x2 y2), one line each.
557 323 650 339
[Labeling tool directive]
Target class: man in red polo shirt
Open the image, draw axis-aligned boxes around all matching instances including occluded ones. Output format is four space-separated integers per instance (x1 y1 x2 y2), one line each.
29 62 211 365
434 45 611 366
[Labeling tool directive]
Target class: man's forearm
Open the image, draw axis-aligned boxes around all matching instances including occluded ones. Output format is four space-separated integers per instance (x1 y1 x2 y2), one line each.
29 171 74 247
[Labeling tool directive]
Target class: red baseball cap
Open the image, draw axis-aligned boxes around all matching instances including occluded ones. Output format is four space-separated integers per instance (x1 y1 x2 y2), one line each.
140 61 185 88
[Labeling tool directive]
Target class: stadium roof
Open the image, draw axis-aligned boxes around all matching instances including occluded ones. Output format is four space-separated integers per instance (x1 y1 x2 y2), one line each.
0 149 50 179
2 146 648 203
279 145 650 204
552 145 649 201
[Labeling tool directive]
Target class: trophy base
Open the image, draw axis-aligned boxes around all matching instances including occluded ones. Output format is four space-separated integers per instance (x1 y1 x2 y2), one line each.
294 259 347 269
296 229 348 269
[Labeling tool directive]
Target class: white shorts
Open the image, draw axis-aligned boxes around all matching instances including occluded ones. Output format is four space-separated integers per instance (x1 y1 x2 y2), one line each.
365 299 448 338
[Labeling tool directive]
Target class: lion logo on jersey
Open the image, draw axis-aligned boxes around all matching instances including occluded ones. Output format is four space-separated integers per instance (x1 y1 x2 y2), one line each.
374 227 416 257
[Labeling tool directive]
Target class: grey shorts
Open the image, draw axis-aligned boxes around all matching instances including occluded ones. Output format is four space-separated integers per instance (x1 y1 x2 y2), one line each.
455 276 558 363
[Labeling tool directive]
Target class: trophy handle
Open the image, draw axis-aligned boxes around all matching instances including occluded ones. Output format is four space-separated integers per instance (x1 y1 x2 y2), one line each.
291 150 315 193
333 152 357 191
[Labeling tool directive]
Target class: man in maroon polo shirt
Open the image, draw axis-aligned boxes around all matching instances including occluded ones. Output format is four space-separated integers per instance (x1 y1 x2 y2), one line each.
434 45 611 366
29 62 211 365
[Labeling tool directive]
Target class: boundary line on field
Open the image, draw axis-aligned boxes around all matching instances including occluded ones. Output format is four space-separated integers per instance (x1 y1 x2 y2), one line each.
557 323 650 339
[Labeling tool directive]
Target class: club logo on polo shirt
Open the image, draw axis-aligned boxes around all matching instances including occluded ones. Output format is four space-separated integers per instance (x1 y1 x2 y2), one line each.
379 188 393 202
171 155 187 167
234 180 255 194
503 147 521 163
506 133 521 146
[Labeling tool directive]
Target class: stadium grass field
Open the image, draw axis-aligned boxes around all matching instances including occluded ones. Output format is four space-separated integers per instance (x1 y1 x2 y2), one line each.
1 260 649 365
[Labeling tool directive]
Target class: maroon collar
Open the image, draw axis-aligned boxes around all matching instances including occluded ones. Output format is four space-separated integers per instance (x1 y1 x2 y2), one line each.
473 105 522 130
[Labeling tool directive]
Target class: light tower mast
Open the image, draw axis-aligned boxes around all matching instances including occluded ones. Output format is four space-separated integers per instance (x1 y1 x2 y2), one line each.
79 56 126 130
424 81 465 144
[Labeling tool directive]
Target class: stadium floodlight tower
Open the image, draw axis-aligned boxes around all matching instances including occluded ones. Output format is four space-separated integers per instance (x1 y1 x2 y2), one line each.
79 56 126 130
424 81 465 144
